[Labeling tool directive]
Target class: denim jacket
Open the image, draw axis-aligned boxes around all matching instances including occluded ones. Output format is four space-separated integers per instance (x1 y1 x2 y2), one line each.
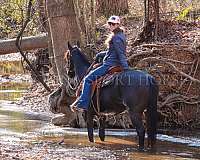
96 31 129 70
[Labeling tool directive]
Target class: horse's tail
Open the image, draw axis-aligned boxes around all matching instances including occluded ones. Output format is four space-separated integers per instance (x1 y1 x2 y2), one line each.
146 77 159 147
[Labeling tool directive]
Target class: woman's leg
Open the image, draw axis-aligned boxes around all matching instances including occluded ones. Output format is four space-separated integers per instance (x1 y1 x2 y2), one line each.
73 64 110 110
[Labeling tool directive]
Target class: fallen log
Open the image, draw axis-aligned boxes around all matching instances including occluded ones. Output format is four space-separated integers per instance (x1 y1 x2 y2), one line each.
0 33 48 55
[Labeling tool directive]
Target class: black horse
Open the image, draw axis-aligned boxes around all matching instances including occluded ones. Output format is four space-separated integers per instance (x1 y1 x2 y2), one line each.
66 42 159 151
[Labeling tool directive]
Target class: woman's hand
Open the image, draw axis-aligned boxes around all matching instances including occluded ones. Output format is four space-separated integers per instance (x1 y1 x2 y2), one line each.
94 51 107 63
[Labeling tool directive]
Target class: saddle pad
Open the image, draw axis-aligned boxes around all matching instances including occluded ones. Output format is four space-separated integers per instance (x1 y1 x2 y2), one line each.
98 69 152 88
100 72 119 87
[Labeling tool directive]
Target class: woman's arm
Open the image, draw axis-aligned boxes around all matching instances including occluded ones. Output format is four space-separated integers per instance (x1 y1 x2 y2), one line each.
95 51 107 63
112 36 129 70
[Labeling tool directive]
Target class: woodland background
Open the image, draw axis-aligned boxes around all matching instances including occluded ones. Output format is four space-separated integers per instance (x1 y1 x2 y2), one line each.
0 0 200 130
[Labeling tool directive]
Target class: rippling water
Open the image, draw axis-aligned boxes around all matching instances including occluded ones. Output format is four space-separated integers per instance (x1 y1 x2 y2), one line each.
0 102 199 160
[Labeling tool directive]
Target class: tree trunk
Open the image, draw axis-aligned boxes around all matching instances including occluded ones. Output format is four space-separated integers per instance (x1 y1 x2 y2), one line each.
46 0 81 83
133 0 161 46
40 0 58 81
148 0 160 40
0 34 48 55
37 0 48 32
97 0 129 17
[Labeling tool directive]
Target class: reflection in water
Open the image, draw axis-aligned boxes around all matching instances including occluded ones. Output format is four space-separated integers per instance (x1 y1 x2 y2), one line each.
0 109 45 133
0 82 30 101
158 134 200 147
0 61 24 75
0 90 25 101
32 134 200 160
0 60 30 101
0 82 30 90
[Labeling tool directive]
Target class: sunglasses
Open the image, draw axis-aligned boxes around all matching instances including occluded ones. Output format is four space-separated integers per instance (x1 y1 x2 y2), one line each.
108 22 116 26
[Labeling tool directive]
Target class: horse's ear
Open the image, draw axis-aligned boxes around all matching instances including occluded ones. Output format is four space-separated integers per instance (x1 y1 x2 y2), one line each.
68 42 73 51
77 41 80 48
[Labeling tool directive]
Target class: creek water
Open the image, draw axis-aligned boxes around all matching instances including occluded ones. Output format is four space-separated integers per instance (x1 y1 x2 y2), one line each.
0 60 200 159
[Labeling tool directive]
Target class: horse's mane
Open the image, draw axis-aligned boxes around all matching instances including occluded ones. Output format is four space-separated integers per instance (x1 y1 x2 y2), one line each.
74 46 91 66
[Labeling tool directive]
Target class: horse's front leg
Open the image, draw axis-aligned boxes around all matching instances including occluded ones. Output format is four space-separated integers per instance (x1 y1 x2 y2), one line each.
99 116 106 141
86 110 95 142
129 111 145 151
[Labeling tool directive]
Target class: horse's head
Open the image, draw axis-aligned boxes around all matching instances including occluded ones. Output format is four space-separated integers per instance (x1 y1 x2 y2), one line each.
67 42 90 80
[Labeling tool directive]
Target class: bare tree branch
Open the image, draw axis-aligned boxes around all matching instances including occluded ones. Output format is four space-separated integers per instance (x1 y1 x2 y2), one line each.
186 58 200 93
160 93 200 108
15 0 51 92
137 56 200 84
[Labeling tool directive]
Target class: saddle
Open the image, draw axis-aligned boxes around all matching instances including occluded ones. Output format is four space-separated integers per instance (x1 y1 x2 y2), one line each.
76 66 123 97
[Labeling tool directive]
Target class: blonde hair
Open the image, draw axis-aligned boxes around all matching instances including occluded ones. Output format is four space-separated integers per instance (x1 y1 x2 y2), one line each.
105 33 114 48
104 27 125 48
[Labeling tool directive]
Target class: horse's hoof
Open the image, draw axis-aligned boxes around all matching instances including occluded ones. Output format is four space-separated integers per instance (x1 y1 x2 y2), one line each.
89 138 94 143
138 146 145 152
99 129 105 142
99 137 105 141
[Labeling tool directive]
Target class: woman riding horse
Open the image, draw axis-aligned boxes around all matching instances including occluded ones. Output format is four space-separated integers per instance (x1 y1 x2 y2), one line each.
70 15 129 112
66 37 158 151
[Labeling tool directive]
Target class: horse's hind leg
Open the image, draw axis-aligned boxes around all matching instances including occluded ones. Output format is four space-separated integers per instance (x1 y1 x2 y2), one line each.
99 116 106 141
86 111 95 142
129 111 145 151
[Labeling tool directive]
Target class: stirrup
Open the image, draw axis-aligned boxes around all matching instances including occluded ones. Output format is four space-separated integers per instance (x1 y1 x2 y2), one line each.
70 99 85 112
70 105 85 112
70 99 78 108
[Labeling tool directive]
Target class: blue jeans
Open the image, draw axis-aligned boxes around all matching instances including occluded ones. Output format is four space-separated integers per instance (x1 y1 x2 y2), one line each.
77 64 111 110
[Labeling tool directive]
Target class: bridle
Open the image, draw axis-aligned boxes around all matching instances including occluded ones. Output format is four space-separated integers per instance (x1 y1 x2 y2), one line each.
66 47 96 94
64 47 80 96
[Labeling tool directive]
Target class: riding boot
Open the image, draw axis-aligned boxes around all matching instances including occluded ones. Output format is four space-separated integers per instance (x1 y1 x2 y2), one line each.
70 98 79 108
70 98 85 112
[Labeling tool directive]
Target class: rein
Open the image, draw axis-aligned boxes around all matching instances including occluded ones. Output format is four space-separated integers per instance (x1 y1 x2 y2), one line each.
75 61 96 95
64 76 78 97
69 47 95 85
